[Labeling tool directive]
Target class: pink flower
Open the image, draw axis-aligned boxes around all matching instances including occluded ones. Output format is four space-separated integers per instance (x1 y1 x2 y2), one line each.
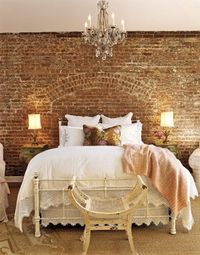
154 130 164 139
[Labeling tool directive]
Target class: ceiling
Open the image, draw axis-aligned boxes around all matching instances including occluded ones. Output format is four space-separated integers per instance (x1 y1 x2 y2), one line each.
0 0 200 33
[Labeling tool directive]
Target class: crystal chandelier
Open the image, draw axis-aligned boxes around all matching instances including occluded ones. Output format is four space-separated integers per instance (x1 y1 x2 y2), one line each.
83 0 127 60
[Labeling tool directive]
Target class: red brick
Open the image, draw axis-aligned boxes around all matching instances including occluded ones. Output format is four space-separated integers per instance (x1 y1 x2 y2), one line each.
0 32 199 175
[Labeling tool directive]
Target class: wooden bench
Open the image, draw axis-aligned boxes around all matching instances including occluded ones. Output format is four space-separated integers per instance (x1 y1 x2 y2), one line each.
68 176 147 255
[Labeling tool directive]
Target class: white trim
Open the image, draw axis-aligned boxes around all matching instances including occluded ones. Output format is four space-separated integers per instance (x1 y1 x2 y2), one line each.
5 176 23 183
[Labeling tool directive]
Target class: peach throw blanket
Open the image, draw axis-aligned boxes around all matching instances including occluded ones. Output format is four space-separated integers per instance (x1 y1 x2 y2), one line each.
122 144 188 215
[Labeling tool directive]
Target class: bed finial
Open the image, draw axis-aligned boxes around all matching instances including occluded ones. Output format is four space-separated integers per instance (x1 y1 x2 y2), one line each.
34 172 39 179
58 117 62 127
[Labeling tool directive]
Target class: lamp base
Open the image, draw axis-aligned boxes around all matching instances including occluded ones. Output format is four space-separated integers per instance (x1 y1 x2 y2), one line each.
162 128 171 144
163 138 170 144
31 131 38 145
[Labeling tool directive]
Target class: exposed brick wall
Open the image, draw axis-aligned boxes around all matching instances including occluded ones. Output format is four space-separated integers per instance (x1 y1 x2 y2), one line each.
0 32 200 175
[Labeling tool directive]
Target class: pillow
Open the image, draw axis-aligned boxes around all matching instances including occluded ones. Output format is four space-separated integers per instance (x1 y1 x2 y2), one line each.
101 112 133 125
99 121 143 145
120 122 143 145
65 114 100 127
59 126 84 146
83 125 121 146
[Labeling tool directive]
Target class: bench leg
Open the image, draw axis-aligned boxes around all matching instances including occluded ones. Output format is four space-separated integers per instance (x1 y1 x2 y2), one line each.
126 222 137 255
82 227 91 255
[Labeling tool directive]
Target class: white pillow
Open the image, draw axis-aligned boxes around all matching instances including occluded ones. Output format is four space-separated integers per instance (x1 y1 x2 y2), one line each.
99 121 143 145
59 126 84 146
101 112 133 125
65 114 100 127
120 122 143 145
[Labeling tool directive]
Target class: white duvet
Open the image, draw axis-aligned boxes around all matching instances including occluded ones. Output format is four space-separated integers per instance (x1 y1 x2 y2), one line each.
15 146 198 232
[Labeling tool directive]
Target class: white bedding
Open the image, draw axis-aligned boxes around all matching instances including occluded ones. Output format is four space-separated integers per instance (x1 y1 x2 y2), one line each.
15 146 198 232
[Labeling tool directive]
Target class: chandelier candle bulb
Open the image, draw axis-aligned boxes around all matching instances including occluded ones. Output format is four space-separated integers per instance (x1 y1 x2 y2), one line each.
85 22 88 31
121 19 125 31
111 13 115 26
88 14 92 27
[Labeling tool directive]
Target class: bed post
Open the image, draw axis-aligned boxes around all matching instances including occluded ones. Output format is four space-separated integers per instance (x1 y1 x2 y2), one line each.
33 172 41 237
58 118 62 129
58 118 62 147
170 213 177 235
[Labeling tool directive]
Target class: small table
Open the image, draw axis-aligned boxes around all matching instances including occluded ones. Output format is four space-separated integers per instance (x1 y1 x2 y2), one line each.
154 143 179 158
19 144 48 165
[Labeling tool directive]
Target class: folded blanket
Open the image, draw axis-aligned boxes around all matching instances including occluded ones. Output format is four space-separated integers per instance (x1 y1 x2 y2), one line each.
122 144 194 216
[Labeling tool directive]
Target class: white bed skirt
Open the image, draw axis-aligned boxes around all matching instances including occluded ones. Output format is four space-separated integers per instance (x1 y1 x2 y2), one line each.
39 186 170 227
41 203 170 227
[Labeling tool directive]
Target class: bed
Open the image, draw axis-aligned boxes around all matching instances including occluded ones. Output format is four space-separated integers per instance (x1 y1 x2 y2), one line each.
14 113 198 236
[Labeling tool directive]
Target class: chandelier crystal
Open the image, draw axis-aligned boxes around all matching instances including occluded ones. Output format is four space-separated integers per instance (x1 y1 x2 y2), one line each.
82 0 127 60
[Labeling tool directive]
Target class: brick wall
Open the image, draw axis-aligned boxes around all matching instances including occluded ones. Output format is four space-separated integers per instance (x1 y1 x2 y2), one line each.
0 32 200 175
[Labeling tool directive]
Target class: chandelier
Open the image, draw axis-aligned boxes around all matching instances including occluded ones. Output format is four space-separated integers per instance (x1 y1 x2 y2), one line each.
83 0 127 60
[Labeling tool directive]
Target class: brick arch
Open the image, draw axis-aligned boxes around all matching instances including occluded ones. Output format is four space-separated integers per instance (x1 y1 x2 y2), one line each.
42 73 159 149
44 72 157 110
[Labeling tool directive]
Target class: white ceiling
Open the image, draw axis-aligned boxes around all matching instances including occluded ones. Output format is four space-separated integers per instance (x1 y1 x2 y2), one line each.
0 0 200 33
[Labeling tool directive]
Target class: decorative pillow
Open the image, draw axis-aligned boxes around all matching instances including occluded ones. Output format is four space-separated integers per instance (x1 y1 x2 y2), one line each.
101 112 133 125
99 121 143 145
59 126 84 146
65 114 101 127
83 125 121 146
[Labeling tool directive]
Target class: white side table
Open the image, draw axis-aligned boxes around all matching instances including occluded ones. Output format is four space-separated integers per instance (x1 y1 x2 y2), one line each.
189 144 200 194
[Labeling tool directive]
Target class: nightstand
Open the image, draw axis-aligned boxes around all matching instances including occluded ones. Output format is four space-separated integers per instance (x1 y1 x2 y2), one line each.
154 143 179 158
19 144 48 165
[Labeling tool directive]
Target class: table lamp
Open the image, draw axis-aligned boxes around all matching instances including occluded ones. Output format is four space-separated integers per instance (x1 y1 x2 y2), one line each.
160 111 174 143
28 114 41 144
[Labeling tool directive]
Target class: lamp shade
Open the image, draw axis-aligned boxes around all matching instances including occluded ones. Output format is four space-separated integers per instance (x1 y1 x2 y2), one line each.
28 114 41 130
160 112 174 127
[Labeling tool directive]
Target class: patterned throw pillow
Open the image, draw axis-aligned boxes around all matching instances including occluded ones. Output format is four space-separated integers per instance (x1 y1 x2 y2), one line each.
83 125 121 146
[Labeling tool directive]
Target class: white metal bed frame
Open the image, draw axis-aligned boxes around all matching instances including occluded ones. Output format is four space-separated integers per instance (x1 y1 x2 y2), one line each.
33 173 177 238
